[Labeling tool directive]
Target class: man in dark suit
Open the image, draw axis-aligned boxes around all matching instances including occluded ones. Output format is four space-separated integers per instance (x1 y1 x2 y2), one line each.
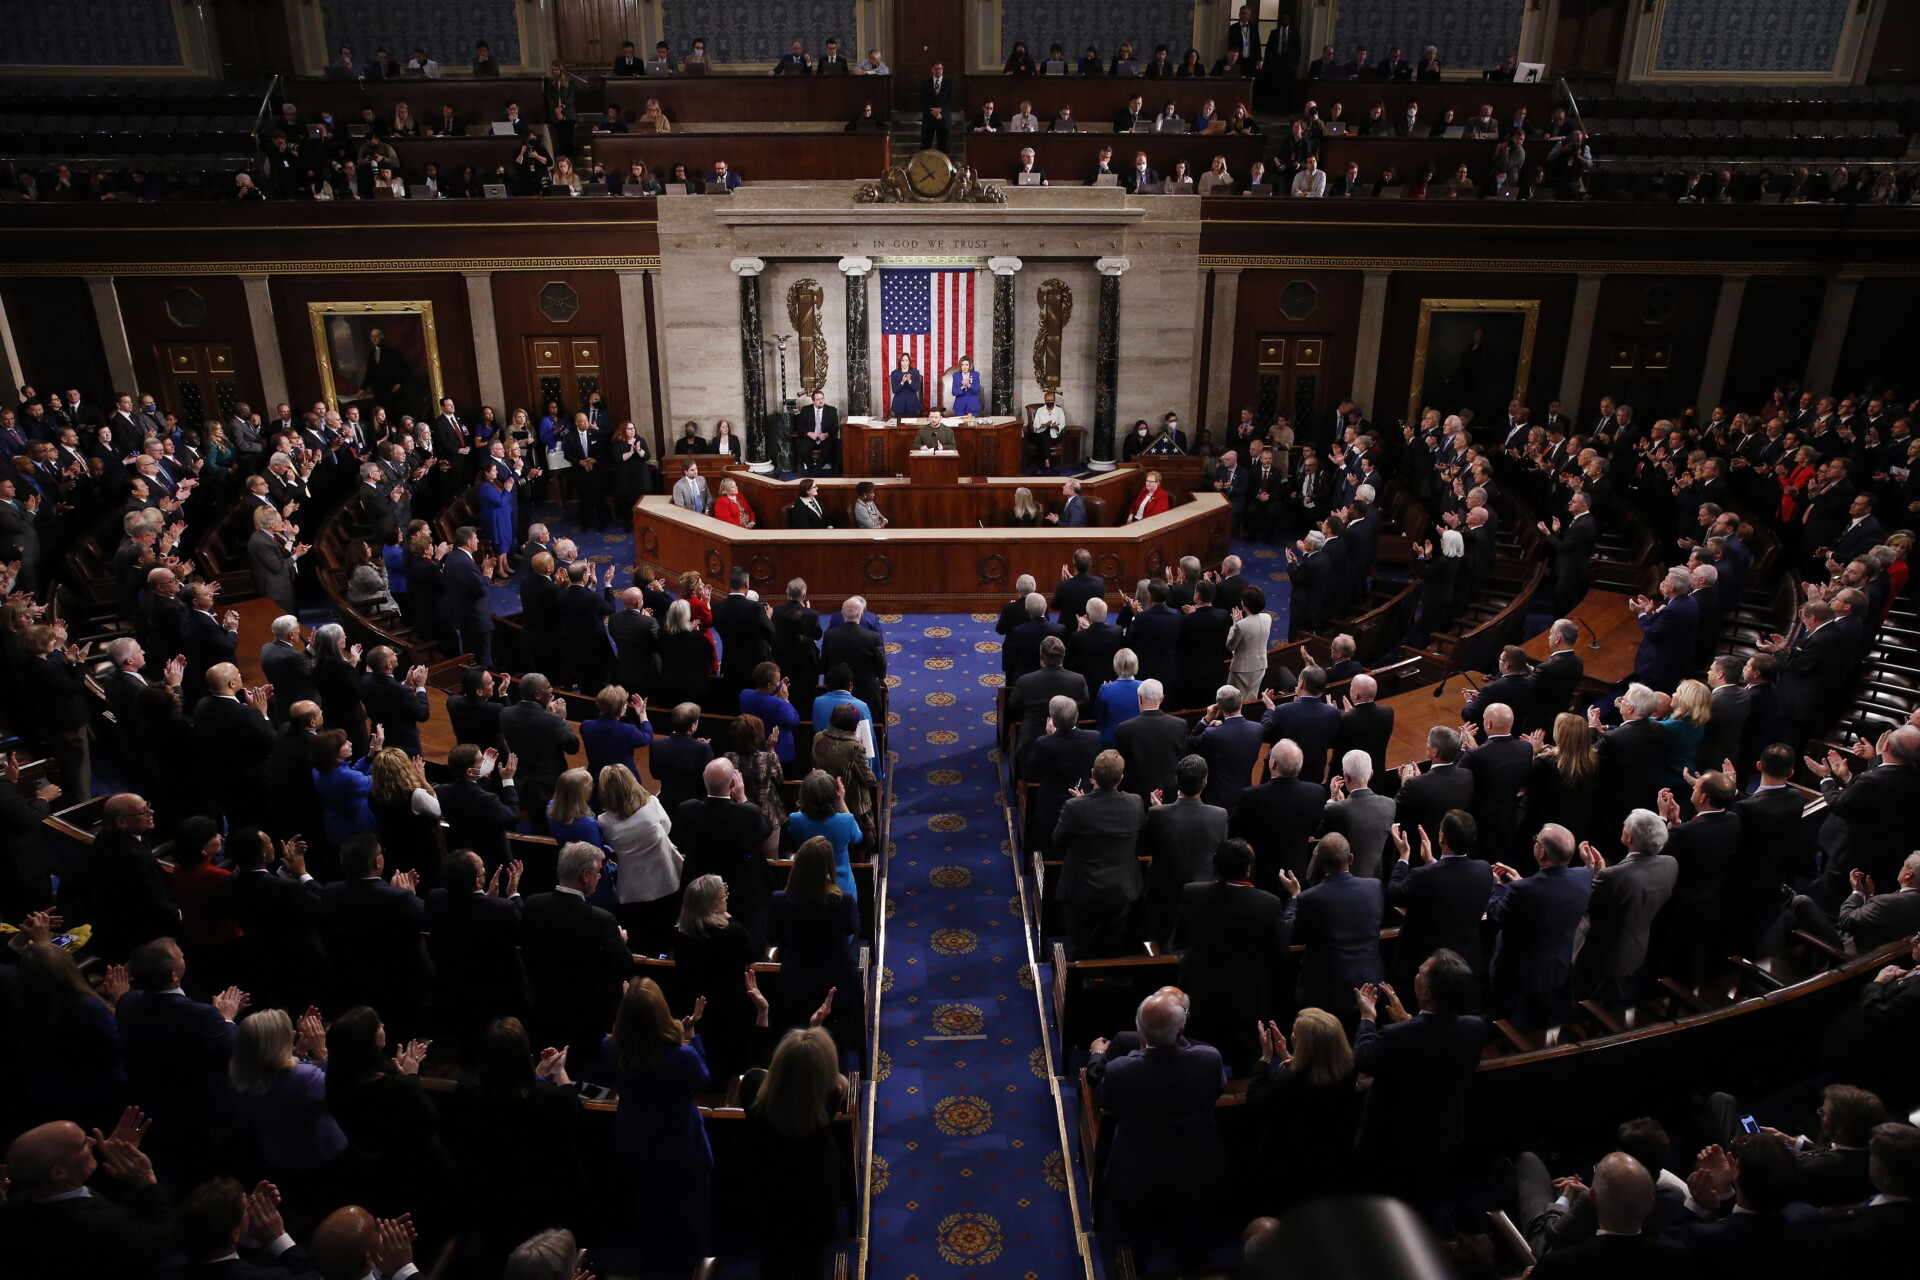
1052 750 1147 958
1260 664 1342 784
499 673 581 831
1142 755 1229 945
1824 1121 1920 1271
441 526 495 667
1487 824 1593 1026
710 567 775 695
222 828 331 1012
1463 644 1535 733
1026 694 1104 855
1725 742 1800 954
191 665 275 835
427 848 529 1047
1118 678 1195 802
1629 569 1699 693
436 743 523 868
1189 684 1266 812
919 61 953 151
1767 599 1850 749
796 390 840 475
1537 487 1600 619
1285 531 1332 640
1463 704 1535 865
1282 833 1383 1024
1332 673 1395 776
1049 549 1106 626
1224 6 1261 69
608 587 661 699
1065 597 1125 696
445 666 510 753
1596 684 1667 844
560 412 606 530
1174 579 1233 711
1523 1151 1693 1279
1793 849 1920 956
1529 620 1586 734
1171 839 1285 1074
1352 950 1490 1205
1003 591 1066 682
555 560 616 692
180 584 239 708
1123 579 1183 688
1316 749 1397 880
1394 725 1475 849
1008 635 1088 773
358 645 430 755
1653 774 1743 980
522 842 631 1057
115 937 242 1174
0 1119 176 1276
677 756 776 939
257 617 316 724
1574 808 1678 1004
1388 809 1495 990
821 596 887 713
1121 150 1160 194
1672 1133 1827 1277
1085 989 1226 1267
320 835 430 1036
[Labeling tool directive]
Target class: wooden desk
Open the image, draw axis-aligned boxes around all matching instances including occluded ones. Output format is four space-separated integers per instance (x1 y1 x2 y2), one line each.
592 132 890 181
637 491 1230 613
286 74 892 125
906 451 961 486
722 462 1197 532
842 417 1021 478
958 74 1253 122
968 133 1264 184
1522 586 1642 686
1380 678 1481 769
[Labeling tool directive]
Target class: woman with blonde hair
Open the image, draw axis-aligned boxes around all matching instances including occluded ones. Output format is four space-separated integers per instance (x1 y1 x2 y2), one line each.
368 747 443 881
600 977 713 1271
1526 710 1601 846
550 155 583 193
230 1008 347 1189
740 1026 849 1278
768 836 861 1051
660 597 717 693
599 763 681 955
670 874 757 1082
1009 486 1040 526
1655 678 1711 793
545 767 600 848
637 97 673 132
1246 1007 1360 1210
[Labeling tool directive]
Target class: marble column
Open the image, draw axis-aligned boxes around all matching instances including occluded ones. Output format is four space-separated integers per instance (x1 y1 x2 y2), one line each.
462 271 506 412
1695 274 1749 412
0 290 21 396
1349 270 1391 419
988 256 1022 416
84 276 138 397
732 258 773 472
616 269 661 450
1091 258 1129 472
240 275 289 411
1201 268 1241 433
1804 274 1863 397
838 256 874 417
1558 272 1605 413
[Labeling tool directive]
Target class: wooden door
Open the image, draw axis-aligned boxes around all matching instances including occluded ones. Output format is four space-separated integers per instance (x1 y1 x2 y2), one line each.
160 343 241 426
891 0 967 111
1596 338 1676 419
207 0 295 77
1253 333 1327 434
524 335 606 419
556 0 644 69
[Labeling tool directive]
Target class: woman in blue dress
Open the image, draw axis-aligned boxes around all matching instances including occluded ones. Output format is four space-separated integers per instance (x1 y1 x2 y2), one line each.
476 455 515 561
785 770 861 907
888 352 924 419
948 356 983 415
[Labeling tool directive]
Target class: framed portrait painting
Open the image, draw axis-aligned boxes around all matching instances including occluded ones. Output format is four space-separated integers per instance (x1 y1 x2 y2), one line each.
1406 299 1540 431
307 301 443 424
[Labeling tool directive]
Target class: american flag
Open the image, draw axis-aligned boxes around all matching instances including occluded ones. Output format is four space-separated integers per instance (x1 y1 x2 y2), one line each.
880 268 975 412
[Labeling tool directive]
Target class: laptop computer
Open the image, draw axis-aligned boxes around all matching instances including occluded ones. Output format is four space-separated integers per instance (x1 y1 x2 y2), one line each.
681 61 708 75
1323 121 1349 135
582 180 609 197
1377 187 1403 199
1115 60 1140 75
1093 173 1118 186
1758 192 1784 204
1243 182 1270 195
1130 121 1154 133
347 124 368 137
543 186 573 197
1043 60 1065 75
1443 125 1466 139
1160 179 1194 194
1016 172 1042 185
646 59 675 74
463 124 490 137
490 121 519 135
661 182 687 195
482 183 508 198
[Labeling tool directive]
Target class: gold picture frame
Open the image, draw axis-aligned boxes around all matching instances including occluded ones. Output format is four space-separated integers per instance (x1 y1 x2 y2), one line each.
307 301 444 423
1406 299 1540 428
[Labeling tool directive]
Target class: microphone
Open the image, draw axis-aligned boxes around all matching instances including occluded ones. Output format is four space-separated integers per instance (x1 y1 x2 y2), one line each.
1577 616 1602 650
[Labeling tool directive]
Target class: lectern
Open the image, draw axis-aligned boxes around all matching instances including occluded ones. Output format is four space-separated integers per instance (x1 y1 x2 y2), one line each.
907 449 962 486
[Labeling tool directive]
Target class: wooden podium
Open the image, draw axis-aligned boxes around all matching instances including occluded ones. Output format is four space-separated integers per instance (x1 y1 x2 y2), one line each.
906 449 962 486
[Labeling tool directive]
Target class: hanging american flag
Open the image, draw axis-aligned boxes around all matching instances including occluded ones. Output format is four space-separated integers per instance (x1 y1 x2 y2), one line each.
879 267 975 413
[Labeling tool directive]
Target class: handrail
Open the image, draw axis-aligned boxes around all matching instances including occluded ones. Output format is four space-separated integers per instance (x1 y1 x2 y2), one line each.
1558 76 1584 135
253 73 281 148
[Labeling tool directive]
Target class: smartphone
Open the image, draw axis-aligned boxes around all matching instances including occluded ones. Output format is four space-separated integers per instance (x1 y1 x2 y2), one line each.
576 1083 614 1102
51 934 78 948
1739 1114 1760 1134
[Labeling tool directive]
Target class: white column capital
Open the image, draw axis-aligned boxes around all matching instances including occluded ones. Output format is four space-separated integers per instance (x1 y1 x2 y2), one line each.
837 255 875 277
987 256 1023 276
1095 257 1131 278
729 257 767 278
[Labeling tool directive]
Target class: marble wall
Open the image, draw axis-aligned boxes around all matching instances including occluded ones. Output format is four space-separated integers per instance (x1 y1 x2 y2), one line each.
652 186 1203 458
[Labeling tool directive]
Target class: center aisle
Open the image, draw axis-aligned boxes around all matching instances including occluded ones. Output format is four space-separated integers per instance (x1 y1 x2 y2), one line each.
865 611 1084 1280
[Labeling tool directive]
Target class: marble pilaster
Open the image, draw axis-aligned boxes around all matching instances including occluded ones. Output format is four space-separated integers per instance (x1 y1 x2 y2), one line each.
1091 257 1129 471
988 256 1022 417
838 256 874 417
732 258 774 472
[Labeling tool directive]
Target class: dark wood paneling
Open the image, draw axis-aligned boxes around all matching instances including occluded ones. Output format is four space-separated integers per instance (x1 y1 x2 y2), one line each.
284 74 892 125
1722 276 1825 412
1582 274 1722 421
556 0 644 70
112 276 262 416
489 271 629 423
1375 272 1577 430
267 274 477 414
956 74 1253 121
1550 0 1630 78
1868 3 1920 79
208 0 295 76
592 133 891 181
1228 269 1364 429
1317 136 1500 184
1834 277 1920 398
0 278 109 402
968 133 1264 182
893 0 966 110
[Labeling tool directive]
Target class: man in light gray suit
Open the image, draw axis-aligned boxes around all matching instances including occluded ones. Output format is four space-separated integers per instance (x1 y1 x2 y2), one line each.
1143 754 1229 945
1053 749 1148 959
1573 808 1677 1006
1316 749 1397 881
246 507 305 613
671 460 711 514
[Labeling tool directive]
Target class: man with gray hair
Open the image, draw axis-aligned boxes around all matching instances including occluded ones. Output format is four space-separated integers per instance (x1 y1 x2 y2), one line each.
1066 595 1124 695
1575 807 1677 1005
1026 691 1103 854
676 755 776 943
1317 748 1396 880
1116 675 1192 802
1395 724 1475 849
1234 736 1328 890
997 573 1040 635
259 614 316 722
1189 683 1266 812
822 595 887 713
1285 528 1331 640
1005 590 1066 681
1488 824 1594 1026
1595 682 1666 839
1529 618 1585 733
1086 985 1225 1267
522 840 631 1059
1332 671 1395 776
1627 566 1699 693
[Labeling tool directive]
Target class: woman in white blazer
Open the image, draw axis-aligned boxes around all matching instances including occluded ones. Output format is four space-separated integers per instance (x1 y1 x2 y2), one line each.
1225 582 1273 698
